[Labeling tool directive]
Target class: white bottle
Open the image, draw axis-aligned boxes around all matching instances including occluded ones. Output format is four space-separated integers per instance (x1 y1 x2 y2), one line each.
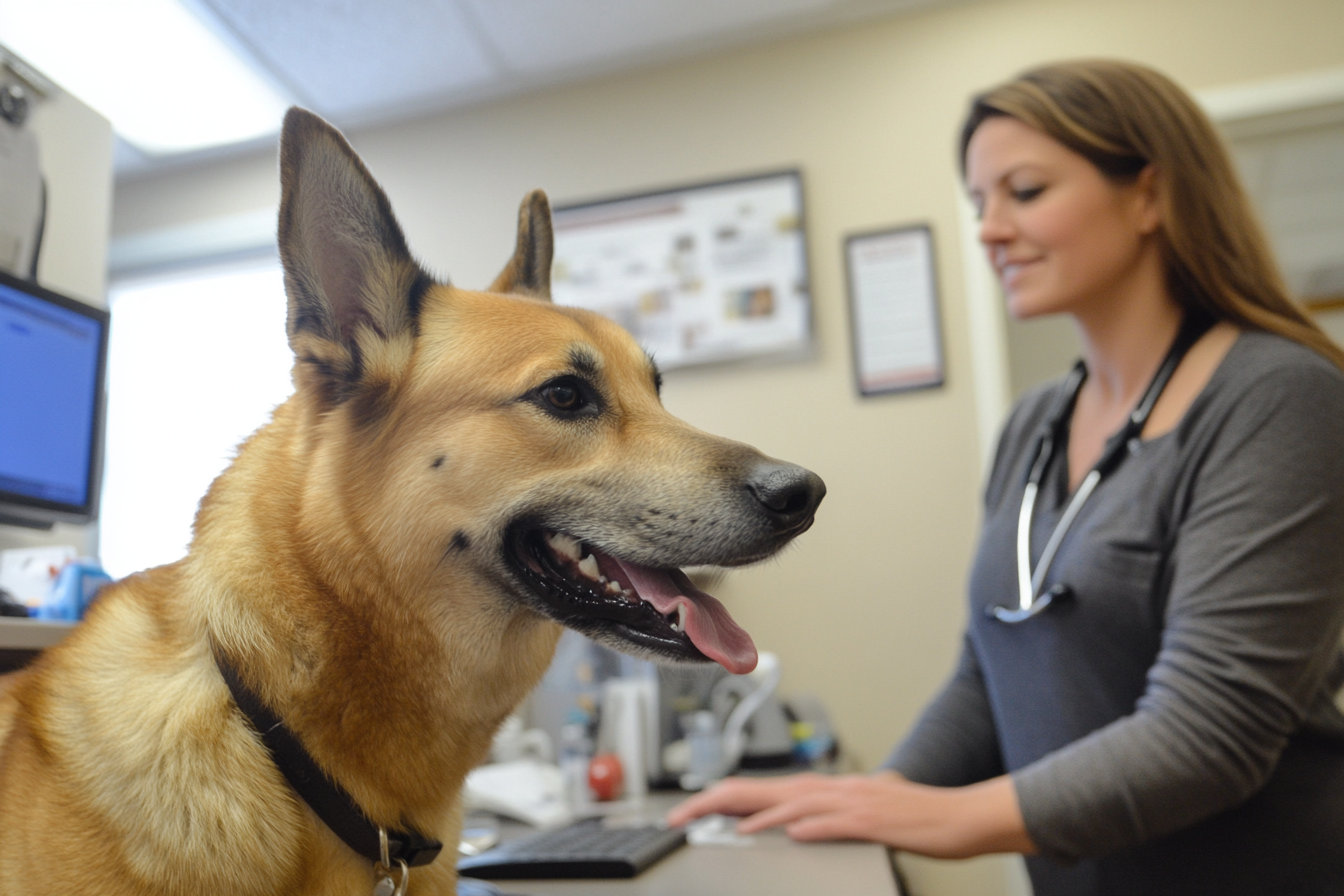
680 710 723 791
558 716 593 814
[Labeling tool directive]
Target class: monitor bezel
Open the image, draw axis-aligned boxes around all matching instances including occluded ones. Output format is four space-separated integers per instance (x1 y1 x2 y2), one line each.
0 268 110 530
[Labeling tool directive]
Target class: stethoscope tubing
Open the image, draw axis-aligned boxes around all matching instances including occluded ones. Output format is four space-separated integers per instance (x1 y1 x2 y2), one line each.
1015 469 1101 611
992 315 1211 625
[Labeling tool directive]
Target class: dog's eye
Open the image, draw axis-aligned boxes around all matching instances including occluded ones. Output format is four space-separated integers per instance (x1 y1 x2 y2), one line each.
545 383 581 411
534 376 599 418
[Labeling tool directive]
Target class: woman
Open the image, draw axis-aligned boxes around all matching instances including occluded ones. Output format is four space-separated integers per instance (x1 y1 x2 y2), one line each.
668 60 1344 895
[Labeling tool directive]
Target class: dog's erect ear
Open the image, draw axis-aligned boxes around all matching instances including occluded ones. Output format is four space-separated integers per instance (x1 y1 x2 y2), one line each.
489 190 553 301
278 107 428 402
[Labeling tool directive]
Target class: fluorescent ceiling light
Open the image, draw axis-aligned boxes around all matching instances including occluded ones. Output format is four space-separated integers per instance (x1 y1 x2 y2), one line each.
0 0 290 155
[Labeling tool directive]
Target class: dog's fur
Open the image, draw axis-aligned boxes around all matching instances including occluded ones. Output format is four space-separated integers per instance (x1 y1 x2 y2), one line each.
0 109 823 895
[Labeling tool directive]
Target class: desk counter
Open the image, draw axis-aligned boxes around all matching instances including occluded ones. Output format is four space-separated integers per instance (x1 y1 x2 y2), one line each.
473 793 902 896
0 617 75 672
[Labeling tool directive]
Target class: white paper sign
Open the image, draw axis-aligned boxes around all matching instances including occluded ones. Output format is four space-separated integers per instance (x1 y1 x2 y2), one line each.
845 226 944 395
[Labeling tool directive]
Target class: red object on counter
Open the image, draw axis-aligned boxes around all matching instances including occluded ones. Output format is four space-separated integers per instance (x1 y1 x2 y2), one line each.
587 752 624 801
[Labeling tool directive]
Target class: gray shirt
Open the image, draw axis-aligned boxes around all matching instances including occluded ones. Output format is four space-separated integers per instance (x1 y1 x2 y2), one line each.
887 331 1344 895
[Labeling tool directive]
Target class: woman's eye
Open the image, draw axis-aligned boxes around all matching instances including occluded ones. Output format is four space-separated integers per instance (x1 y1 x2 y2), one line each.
1012 186 1045 202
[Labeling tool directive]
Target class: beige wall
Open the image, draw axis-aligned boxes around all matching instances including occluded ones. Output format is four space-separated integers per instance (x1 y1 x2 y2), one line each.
110 1 1344 892
30 87 113 306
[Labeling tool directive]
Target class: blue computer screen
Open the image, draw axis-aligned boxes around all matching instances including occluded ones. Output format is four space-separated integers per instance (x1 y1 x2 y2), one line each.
0 281 104 508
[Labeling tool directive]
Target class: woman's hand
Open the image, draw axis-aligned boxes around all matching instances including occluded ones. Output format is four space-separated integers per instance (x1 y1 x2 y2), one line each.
665 771 1037 860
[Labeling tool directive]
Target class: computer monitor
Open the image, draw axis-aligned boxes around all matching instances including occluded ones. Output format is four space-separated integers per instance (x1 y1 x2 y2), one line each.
0 268 109 529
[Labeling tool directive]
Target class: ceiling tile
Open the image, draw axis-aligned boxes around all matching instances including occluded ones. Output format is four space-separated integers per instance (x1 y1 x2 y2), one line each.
460 0 838 74
198 0 500 117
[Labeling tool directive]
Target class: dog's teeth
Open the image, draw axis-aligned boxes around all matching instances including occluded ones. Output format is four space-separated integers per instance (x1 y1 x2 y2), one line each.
546 532 582 561
578 554 600 580
606 580 623 595
669 603 687 634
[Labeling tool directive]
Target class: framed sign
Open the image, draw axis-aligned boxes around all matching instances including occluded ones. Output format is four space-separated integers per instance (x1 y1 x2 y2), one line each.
551 171 812 370
844 224 944 396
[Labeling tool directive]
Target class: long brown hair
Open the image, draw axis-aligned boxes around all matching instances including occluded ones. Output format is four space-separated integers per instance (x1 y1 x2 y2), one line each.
960 59 1344 371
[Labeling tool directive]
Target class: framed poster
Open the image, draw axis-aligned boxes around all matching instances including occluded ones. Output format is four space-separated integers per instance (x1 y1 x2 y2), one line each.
844 224 944 396
551 171 812 370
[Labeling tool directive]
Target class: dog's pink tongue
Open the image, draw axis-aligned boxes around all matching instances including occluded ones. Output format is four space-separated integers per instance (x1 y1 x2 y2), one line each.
613 560 758 675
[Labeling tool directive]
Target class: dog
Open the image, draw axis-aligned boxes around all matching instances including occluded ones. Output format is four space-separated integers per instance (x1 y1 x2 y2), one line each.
0 108 824 895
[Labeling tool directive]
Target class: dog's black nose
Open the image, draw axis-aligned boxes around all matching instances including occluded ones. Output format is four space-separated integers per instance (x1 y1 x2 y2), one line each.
746 463 826 531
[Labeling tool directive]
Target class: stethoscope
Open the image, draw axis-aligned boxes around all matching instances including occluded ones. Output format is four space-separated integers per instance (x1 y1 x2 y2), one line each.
989 317 1211 624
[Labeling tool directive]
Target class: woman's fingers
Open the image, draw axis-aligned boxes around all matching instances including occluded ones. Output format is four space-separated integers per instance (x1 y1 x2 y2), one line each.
785 811 867 842
736 789 841 833
666 776 792 826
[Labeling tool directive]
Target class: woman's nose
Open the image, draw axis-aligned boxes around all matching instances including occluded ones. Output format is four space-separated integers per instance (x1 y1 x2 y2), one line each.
977 196 1013 244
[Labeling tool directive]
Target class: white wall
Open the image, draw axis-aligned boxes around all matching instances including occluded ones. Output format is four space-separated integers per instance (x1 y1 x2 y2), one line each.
109 1 1344 892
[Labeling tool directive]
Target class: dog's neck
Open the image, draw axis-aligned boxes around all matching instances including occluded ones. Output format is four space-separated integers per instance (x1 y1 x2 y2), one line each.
190 399 561 834
213 643 446 867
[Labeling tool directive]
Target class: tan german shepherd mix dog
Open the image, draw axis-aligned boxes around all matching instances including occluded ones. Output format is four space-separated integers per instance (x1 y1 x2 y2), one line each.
0 109 823 894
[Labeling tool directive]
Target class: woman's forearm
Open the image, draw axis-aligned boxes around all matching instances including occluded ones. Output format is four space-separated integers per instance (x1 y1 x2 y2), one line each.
946 774 1037 856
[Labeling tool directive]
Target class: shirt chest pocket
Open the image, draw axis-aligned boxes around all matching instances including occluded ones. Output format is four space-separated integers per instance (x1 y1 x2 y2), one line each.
1052 525 1172 640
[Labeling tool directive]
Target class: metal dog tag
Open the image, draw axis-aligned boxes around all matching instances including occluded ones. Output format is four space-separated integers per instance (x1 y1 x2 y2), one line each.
371 875 397 896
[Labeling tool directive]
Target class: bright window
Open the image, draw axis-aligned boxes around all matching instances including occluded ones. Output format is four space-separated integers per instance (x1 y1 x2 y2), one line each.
100 257 293 578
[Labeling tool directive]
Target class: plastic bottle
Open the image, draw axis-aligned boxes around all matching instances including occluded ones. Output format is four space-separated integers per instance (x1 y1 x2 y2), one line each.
558 710 594 814
679 710 723 791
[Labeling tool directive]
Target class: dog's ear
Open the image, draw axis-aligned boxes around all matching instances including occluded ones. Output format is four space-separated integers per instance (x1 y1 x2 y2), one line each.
278 107 429 404
489 190 553 301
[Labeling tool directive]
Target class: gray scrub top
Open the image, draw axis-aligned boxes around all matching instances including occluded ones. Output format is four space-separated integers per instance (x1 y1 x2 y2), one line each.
888 331 1344 896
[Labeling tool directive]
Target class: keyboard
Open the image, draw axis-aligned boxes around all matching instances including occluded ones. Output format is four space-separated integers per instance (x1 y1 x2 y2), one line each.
457 818 687 879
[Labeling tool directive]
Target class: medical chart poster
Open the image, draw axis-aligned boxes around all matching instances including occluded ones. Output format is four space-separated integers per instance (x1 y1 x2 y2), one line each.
550 171 811 370
844 224 945 396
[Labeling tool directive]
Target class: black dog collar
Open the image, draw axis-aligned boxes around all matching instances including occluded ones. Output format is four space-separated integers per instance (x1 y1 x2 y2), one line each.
213 647 443 868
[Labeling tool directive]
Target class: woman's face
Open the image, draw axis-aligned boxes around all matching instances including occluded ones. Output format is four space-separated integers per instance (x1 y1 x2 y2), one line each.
964 115 1162 321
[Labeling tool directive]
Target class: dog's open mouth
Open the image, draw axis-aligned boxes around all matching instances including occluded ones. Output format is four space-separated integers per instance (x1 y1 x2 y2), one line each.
509 528 758 675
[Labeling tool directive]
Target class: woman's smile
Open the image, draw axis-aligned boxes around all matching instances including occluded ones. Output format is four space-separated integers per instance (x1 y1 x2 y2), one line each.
965 116 1162 322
